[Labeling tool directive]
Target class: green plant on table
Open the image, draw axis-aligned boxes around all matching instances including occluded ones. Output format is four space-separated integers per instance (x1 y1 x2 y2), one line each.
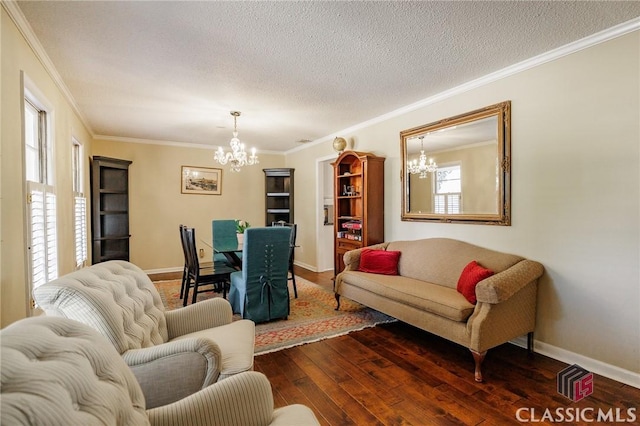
236 220 250 234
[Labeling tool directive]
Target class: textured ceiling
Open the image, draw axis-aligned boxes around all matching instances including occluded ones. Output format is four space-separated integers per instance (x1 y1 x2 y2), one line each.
15 1 640 153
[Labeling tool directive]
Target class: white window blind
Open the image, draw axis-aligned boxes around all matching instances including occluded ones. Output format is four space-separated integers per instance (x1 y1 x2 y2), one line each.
74 196 87 268
28 183 58 289
434 193 461 214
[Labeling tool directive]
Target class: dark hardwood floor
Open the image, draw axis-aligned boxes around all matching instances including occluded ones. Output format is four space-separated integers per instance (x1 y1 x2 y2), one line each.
254 267 640 426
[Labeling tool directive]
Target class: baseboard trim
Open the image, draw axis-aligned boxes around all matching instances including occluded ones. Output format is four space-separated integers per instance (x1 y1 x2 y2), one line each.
145 266 182 275
293 260 317 272
510 337 639 389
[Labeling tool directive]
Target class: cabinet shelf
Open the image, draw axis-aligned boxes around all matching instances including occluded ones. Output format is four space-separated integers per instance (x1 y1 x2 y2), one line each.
91 156 132 264
99 189 127 194
332 151 385 275
93 235 130 241
264 168 294 225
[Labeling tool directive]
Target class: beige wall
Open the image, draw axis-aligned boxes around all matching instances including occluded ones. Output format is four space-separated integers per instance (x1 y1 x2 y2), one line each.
288 32 640 375
1 7 93 326
91 140 285 271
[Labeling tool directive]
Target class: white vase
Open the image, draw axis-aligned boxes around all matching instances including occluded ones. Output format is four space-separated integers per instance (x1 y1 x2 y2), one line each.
237 233 244 245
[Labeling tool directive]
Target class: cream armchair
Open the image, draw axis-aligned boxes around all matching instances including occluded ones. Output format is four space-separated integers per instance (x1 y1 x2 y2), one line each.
1 316 320 426
33 260 255 408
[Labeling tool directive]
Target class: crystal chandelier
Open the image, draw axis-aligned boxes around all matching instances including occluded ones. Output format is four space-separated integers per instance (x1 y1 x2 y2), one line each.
214 111 259 172
407 136 437 178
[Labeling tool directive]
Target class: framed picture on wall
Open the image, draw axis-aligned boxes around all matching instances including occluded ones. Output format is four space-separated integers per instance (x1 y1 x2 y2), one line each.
181 166 222 195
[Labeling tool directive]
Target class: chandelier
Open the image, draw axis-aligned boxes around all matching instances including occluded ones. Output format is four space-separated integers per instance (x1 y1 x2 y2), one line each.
214 111 259 172
407 136 437 178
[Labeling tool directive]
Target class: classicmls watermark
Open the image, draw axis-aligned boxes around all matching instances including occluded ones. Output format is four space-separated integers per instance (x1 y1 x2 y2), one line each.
557 364 593 402
515 364 637 423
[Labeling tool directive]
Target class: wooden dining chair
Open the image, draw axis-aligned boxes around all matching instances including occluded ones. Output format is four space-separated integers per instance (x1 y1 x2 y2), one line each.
272 221 298 298
182 226 233 306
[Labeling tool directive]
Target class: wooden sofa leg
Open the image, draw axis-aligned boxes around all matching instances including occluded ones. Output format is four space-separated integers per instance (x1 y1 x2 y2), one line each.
470 350 487 382
335 294 341 311
527 332 534 355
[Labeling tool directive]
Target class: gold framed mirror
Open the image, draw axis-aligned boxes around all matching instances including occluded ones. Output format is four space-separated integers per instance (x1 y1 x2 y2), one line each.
401 101 511 225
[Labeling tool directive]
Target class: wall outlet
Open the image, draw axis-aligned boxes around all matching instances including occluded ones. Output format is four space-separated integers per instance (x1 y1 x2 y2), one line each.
199 248 204 258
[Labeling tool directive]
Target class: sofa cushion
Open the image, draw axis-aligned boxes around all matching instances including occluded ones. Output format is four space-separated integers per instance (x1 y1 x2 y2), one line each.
387 238 523 289
358 249 401 275
1 317 149 425
457 261 494 304
32 260 168 354
339 271 475 322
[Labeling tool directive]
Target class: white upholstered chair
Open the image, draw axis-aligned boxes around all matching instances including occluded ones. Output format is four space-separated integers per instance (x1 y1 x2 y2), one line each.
32 260 255 408
1 316 320 426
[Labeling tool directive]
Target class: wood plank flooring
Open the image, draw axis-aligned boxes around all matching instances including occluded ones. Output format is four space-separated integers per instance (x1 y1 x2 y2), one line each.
254 268 640 425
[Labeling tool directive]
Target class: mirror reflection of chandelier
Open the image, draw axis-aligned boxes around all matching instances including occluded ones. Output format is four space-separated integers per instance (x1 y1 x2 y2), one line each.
407 136 438 178
214 111 259 172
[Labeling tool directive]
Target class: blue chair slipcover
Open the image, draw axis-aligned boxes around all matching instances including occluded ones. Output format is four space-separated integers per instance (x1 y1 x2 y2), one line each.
212 219 241 263
229 227 292 323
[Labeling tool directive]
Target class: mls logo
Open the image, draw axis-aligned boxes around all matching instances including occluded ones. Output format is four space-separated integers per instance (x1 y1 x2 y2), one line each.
557 364 594 402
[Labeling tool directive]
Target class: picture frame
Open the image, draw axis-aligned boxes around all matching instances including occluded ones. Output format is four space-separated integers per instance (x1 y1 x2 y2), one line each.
181 166 222 195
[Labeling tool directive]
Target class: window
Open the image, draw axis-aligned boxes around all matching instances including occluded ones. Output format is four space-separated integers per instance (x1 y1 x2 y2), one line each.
25 95 58 292
434 164 461 214
73 139 87 268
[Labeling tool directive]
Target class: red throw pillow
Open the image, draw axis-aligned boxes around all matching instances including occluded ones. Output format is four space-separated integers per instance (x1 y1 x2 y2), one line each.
358 249 401 275
457 261 494 304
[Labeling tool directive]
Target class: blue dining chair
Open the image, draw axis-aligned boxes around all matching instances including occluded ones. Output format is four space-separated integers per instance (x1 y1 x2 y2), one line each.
228 227 291 323
212 219 241 265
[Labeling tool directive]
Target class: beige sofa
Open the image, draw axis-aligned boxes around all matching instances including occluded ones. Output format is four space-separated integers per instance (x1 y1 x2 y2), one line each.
334 238 544 382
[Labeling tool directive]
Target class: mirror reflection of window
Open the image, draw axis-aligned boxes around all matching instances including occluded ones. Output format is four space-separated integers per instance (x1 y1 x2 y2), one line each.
434 164 461 214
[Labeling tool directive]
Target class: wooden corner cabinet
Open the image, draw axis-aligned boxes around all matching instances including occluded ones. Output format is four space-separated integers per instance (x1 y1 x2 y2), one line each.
333 151 385 274
263 168 294 225
91 156 132 264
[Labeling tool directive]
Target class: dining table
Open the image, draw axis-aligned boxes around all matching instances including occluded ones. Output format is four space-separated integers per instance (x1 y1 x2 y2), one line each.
202 238 243 270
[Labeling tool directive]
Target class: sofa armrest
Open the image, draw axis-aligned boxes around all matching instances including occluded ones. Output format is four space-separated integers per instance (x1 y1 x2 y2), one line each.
147 371 275 426
475 259 544 304
165 298 233 339
342 242 390 271
122 338 222 408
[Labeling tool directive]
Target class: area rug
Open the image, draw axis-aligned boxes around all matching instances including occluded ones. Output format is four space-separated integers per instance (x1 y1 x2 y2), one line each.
154 277 396 355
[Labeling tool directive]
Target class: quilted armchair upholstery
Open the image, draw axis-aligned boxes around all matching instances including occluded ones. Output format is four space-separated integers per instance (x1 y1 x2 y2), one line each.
1 316 321 426
32 260 255 408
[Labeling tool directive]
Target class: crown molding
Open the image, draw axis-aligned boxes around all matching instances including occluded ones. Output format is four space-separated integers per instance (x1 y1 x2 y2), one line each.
95 134 284 155
286 17 640 155
2 0 95 137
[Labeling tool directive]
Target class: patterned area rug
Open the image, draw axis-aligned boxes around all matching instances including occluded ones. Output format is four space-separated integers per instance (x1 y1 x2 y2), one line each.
154 277 396 355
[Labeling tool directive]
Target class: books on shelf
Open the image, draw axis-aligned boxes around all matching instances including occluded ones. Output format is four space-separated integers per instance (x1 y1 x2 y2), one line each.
337 220 362 240
341 221 362 230
336 231 362 241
